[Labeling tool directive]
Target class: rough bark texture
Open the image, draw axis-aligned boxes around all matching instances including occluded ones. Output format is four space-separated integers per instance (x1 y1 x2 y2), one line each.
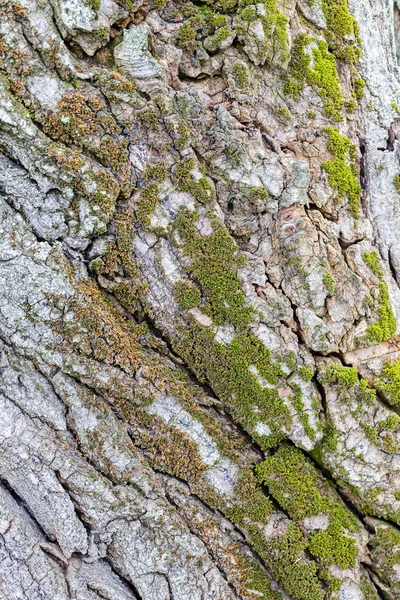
2 0 400 598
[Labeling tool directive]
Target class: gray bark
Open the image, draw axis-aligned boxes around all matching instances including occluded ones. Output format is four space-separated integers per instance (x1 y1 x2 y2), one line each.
1 0 400 598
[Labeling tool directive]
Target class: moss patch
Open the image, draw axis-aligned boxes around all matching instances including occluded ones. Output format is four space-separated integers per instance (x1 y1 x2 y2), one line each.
257 446 358 571
321 127 361 218
173 280 201 310
363 251 396 344
377 359 400 406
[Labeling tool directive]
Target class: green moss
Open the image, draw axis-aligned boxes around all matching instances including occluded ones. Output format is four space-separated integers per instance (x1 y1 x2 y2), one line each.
321 419 338 452
394 174 400 194
247 186 269 206
176 22 197 52
360 422 380 447
363 251 382 277
174 208 252 328
365 282 396 343
310 41 344 120
173 280 201 310
321 127 361 218
370 526 400 568
363 251 396 343
257 446 358 577
173 322 290 449
237 0 289 65
136 182 159 225
143 162 168 182
212 25 232 43
322 272 335 295
139 109 161 131
308 524 357 569
377 359 400 405
285 350 297 372
360 579 379 600
154 0 166 7
298 366 314 381
321 0 361 65
264 522 323 600
284 36 344 121
174 123 190 150
322 364 358 388
86 0 101 11
175 158 215 204
231 61 249 90
257 446 356 526
354 77 366 100
227 468 273 526
378 414 400 430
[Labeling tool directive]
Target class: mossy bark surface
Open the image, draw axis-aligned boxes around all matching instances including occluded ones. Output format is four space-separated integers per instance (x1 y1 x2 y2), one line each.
1 0 400 599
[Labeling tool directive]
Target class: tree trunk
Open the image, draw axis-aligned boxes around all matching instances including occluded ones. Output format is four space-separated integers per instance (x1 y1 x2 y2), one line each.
1 0 400 598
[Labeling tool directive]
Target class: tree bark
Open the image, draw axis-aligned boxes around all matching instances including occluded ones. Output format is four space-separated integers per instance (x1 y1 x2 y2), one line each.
1 0 400 598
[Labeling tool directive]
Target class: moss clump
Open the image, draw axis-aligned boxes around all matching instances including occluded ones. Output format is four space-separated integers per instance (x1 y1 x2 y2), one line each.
263 522 323 600
227 468 273 526
209 25 232 47
174 208 252 328
354 76 365 100
173 322 290 449
136 183 159 225
323 272 335 295
176 22 198 52
257 446 356 527
174 123 190 150
284 36 344 121
175 158 215 204
321 0 361 65
237 0 289 66
366 283 396 343
370 526 400 574
360 579 379 600
257 446 358 573
86 0 101 10
308 524 357 569
363 251 382 277
298 366 314 381
173 280 201 310
321 127 361 218
143 162 168 182
42 90 128 169
139 109 161 131
248 186 269 207
363 250 396 343
377 360 400 406
231 61 249 90
322 364 358 388
394 174 400 194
